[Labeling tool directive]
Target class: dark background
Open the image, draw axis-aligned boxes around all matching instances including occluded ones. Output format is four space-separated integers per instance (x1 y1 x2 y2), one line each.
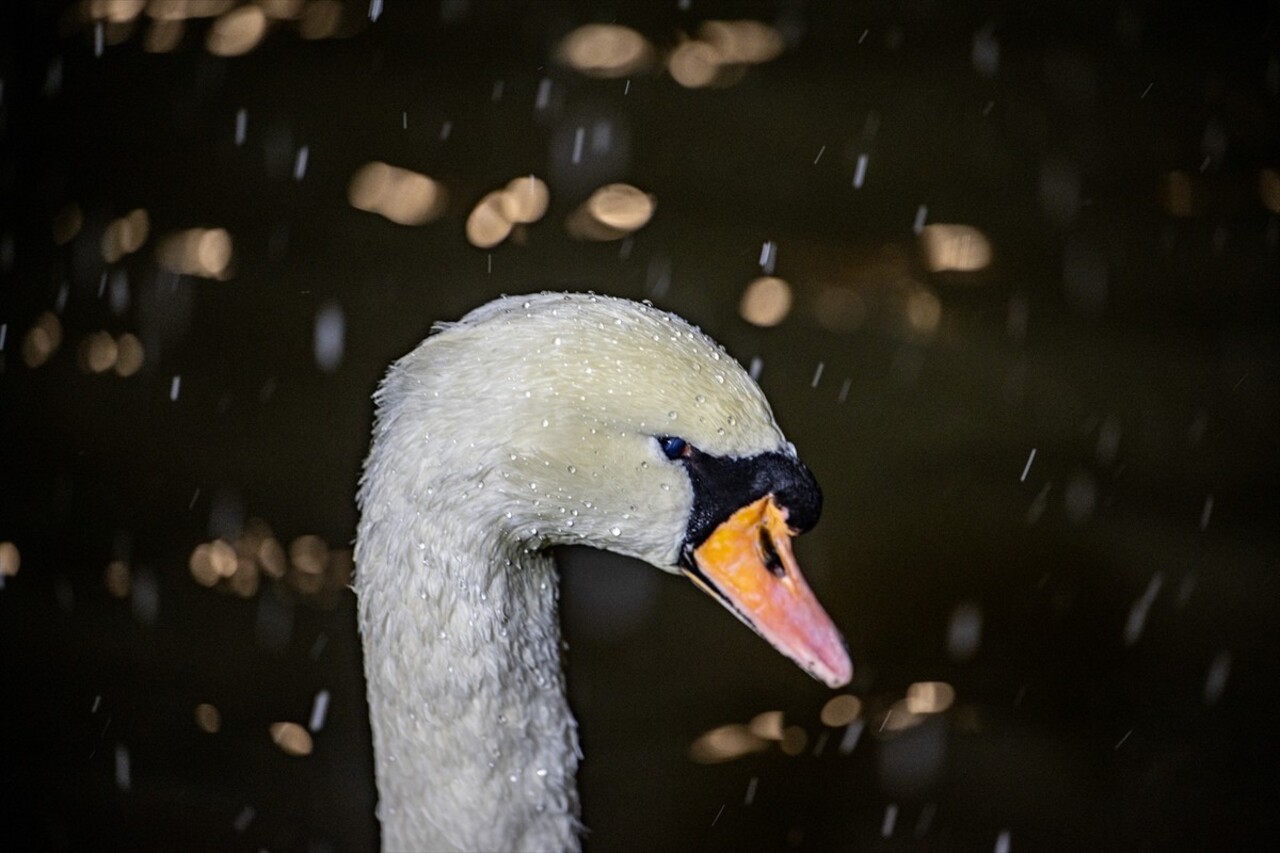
2 1 1278 850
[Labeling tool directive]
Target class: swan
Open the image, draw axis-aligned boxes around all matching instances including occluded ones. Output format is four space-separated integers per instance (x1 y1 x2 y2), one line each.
354 292 851 852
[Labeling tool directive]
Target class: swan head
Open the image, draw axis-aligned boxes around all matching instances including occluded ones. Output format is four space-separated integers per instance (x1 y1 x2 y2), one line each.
367 292 851 688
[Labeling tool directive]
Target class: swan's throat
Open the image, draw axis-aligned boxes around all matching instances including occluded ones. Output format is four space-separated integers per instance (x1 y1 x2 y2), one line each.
355 514 582 853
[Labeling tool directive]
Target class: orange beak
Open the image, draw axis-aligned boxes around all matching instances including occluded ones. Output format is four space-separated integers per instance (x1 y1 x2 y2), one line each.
683 495 852 688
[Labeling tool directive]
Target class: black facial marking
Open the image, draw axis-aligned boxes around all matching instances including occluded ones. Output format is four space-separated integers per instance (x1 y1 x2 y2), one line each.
678 447 822 559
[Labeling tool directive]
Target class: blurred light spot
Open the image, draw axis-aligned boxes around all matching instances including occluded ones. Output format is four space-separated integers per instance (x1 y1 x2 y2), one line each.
313 301 345 372
1162 170 1195 217
348 161 447 226
556 24 651 78
699 20 784 64
904 287 942 335
143 17 183 52
114 333 144 376
100 208 151 263
688 724 767 764
739 276 792 327
290 535 329 575
500 175 550 224
905 681 955 715
157 227 233 278
586 183 652 230
812 286 865 332
820 694 862 727
22 311 63 368
85 0 146 22
270 721 313 756
947 601 983 661
995 829 1012 853
668 39 722 88
258 0 303 19
0 541 20 576
206 5 267 56
195 702 222 733
147 0 234 19
79 330 118 373
920 224 991 273
52 203 83 246
104 560 131 598
258 536 287 578
779 725 808 756
748 710 784 741
881 803 898 837
1259 168 1280 214
881 700 925 732
466 191 513 248
209 538 237 578
1203 650 1231 706
130 565 159 624
229 555 259 598
189 542 219 587
233 805 255 833
299 0 344 38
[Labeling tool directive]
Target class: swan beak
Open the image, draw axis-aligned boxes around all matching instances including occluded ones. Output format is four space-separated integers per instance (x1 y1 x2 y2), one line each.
682 495 853 689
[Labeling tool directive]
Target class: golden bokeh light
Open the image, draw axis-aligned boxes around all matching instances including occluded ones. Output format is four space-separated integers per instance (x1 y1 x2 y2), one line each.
779 725 808 756
820 694 863 727
500 176 550 225
0 541 20 577
195 702 222 733
228 555 259 598
586 183 654 232
699 20 785 64
101 208 151 263
556 24 652 78
688 723 767 764
157 227 233 279
104 560 131 598
289 534 329 575
747 710 784 741
904 286 942 336
668 39 723 89
258 0 303 19
1259 168 1280 214
348 162 447 226
206 4 267 56
114 333 145 377
881 699 926 732
567 183 655 241
466 191 515 249
270 721 313 756
143 17 183 52
739 276 793 327
258 536 287 578
147 0 234 19
919 223 992 273
905 681 956 715
85 0 146 23
79 330 119 374
22 312 64 369
188 542 218 587
53 203 83 246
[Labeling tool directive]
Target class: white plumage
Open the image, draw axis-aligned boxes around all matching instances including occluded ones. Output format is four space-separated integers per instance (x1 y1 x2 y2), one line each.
355 293 831 852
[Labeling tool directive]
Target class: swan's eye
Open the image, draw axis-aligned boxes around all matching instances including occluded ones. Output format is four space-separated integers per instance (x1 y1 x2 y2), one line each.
657 436 691 460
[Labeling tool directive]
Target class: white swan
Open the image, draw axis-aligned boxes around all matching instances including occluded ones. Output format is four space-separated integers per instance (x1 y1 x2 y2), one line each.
355 292 851 852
